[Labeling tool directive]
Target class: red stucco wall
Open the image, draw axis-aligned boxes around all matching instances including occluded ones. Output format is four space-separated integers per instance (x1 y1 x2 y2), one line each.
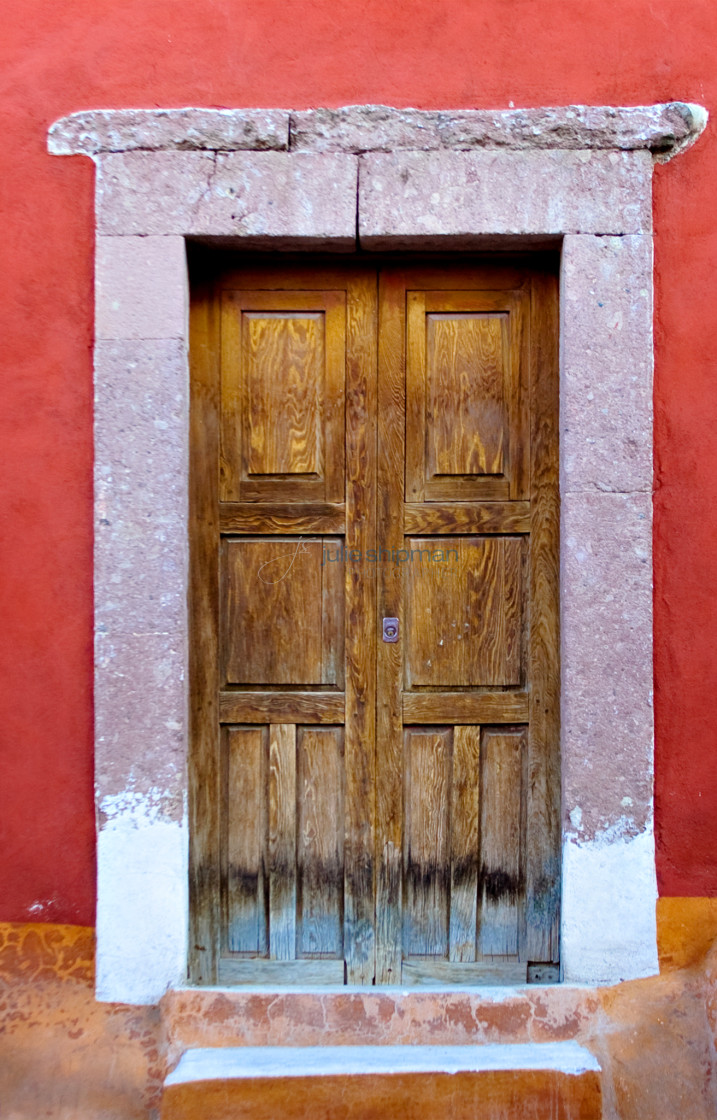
2 0 716 924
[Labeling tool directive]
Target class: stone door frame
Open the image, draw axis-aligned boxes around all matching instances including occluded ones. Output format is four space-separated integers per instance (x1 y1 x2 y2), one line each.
49 101 706 1004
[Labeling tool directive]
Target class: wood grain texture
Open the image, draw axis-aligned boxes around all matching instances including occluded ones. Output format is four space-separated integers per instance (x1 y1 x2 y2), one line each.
401 960 526 986
244 312 322 476
405 537 523 687
224 727 267 955
377 261 558 986
217 959 345 985
449 726 481 963
220 290 345 503
297 727 344 958
188 267 221 983
221 536 344 686
322 540 345 687
405 288 528 503
269 723 297 961
427 312 506 476
191 255 559 988
404 502 530 535
403 692 529 724
219 692 345 725
479 728 526 958
343 268 378 983
403 727 451 958
222 537 324 685
375 267 406 984
220 503 345 535
525 269 561 962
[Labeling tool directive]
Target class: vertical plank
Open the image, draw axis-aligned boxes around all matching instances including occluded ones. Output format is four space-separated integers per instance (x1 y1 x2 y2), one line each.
219 290 242 501
526 268 561 962
225 727 268 954
479 728 526 957
321 535 345 688
297 728 345 957
449 726 481 962
404 728 451 957
502 536 523 684
507 290 530 501
269 723 297 960
405 290 426 501
343 269 378 983
188 261 221 983
323 295 348 504
376 267 407 983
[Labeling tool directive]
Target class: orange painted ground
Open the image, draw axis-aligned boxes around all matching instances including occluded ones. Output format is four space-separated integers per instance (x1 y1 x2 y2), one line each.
3 0 717 925
1 902 717 1118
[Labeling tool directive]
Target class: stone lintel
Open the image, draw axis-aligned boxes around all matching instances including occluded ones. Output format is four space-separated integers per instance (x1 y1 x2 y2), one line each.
49 102 707 162
96 151 358 245
49 107 290 155
292 102 706 161
358 149 653 243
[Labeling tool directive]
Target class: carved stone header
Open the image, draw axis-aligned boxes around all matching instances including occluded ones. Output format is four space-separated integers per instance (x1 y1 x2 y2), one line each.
49 102 706 162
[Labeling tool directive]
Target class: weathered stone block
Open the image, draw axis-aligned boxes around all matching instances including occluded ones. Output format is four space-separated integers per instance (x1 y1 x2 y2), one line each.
561 234 653 493
49 107 289 154
291 102 704 159
94 340 188 636
97 150 358 244
95 235 188 339
359 149 652 244
561 491 654 839
95 628 187 811
96 152 215 235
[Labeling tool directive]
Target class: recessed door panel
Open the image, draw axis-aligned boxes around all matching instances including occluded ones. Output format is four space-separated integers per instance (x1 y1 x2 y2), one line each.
404 536 523 687
221 536 344 686
220 290 345 503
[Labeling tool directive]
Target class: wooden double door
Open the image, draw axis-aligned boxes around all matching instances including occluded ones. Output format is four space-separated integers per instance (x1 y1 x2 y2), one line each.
189 254 559 986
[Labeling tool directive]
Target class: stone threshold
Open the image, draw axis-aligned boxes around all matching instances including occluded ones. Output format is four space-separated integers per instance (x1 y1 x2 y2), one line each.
160 1041 603 1119
166 1041 601 1084
49 101 707 161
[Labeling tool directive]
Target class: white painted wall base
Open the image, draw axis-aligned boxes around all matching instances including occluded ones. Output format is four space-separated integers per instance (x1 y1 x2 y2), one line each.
561 826 658 984
96 793 188 1004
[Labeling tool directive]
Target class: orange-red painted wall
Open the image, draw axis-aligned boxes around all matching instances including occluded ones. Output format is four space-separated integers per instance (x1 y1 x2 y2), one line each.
2 0 717 923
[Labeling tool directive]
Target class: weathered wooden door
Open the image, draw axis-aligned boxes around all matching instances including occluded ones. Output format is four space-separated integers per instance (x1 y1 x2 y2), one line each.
189 255 559 986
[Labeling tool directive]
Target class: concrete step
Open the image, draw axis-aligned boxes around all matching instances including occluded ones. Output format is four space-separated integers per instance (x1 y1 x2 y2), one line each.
161 1042 602 1119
